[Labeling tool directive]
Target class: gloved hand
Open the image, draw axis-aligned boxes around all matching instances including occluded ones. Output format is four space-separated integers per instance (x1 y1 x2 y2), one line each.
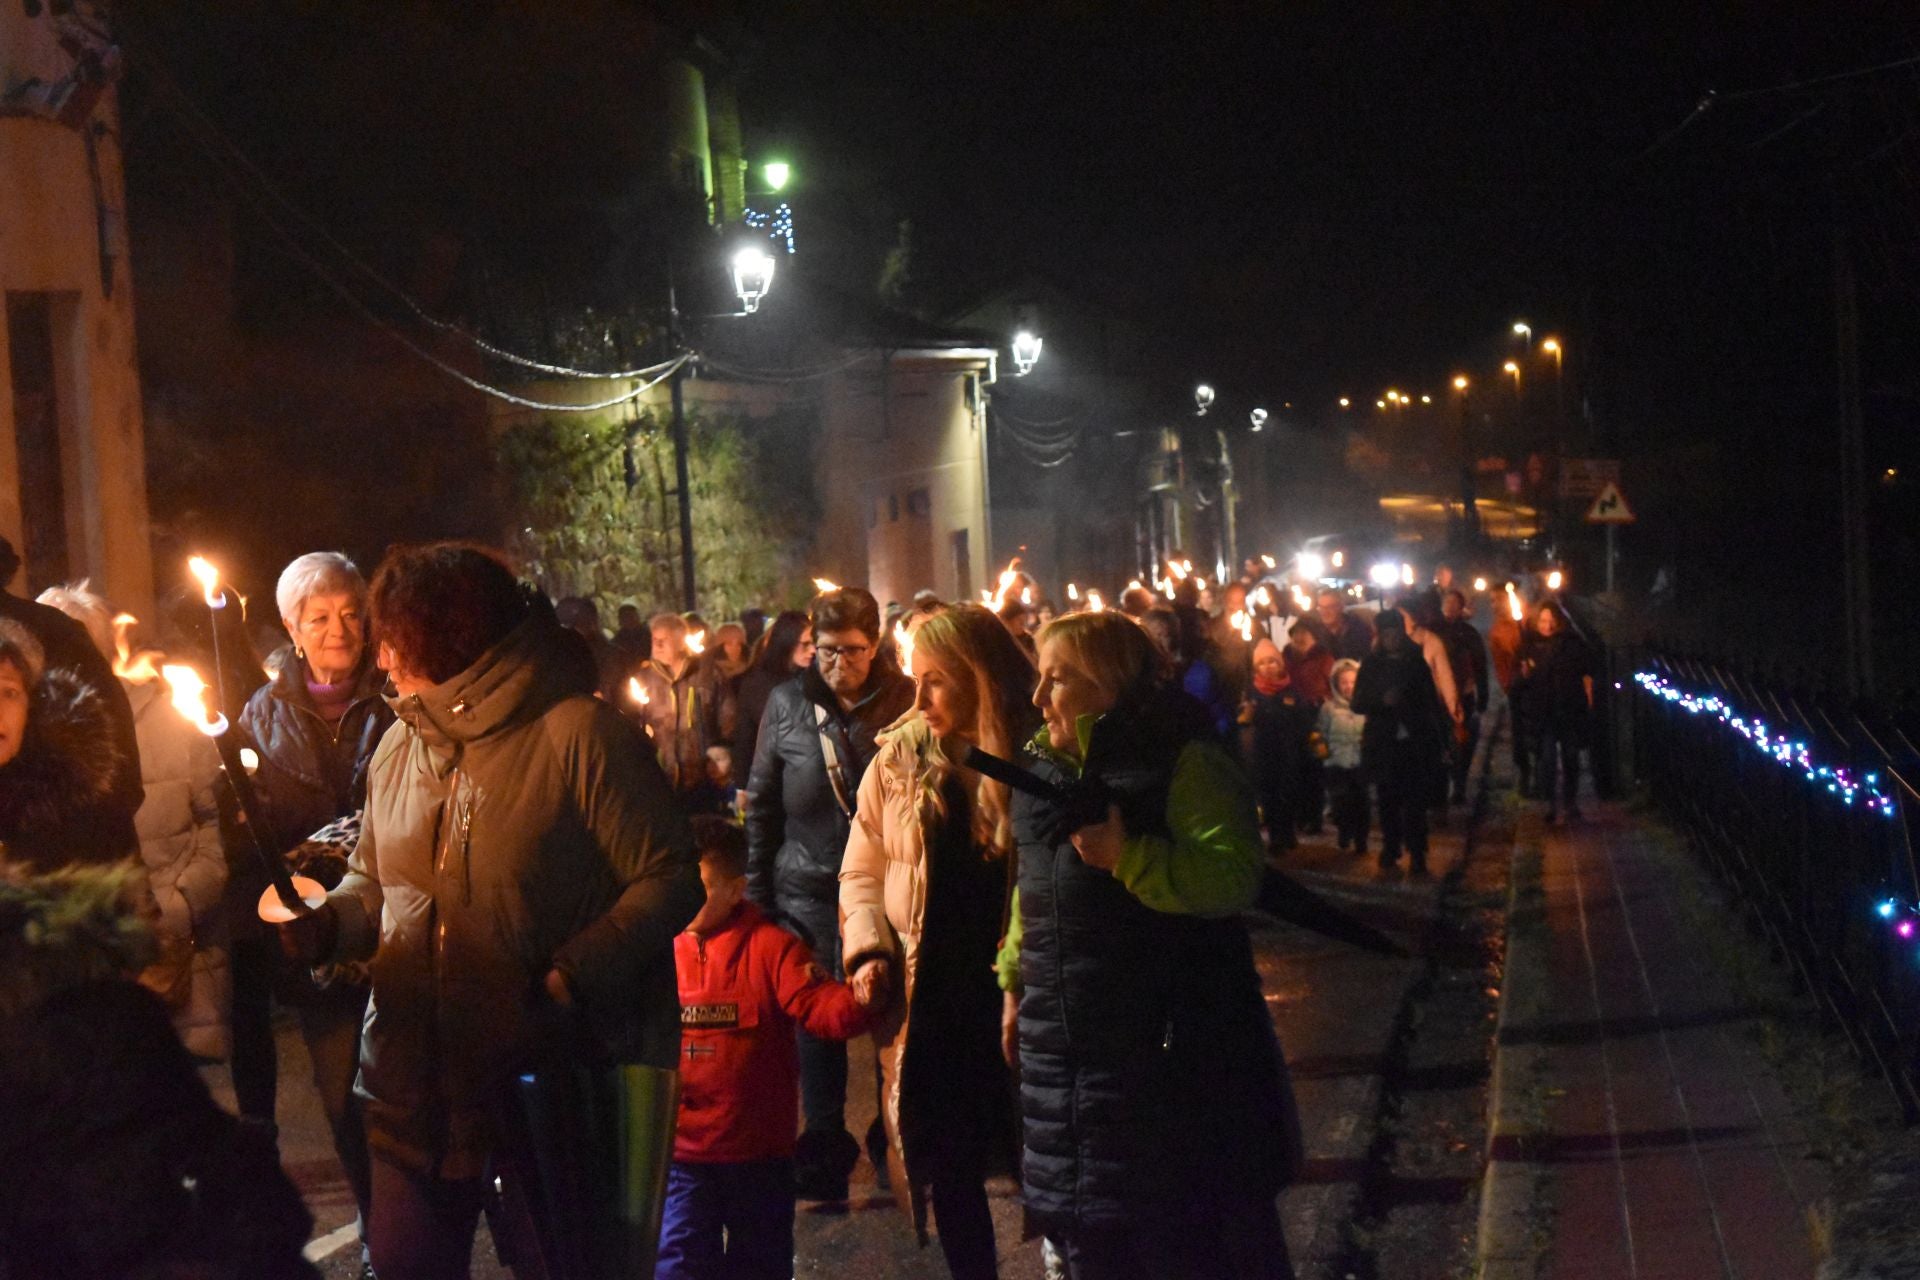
1033 774 1115 847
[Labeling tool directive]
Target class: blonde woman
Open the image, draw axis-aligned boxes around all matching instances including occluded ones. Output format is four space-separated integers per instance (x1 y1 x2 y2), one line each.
840 604 1037 1280
1010 610 1301 1279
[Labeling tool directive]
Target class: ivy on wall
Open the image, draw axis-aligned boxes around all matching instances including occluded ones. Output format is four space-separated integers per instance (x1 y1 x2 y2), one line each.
496 401 820 621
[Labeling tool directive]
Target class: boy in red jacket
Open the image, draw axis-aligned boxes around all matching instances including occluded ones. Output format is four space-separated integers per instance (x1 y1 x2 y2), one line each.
656 817 871 1279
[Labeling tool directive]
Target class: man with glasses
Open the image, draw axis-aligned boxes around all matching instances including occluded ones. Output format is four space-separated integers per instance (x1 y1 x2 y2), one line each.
744 586 915 1201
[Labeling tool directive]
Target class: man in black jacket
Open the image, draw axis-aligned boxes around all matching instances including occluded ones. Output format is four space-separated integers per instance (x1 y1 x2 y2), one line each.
743 586 914 1201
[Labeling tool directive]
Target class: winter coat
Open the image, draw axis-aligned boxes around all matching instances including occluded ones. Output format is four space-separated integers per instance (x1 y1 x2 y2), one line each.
1408 623 1463 721
0 590 143 847
1317 660 1366 770
1005 696 1301 1238
236 651 393 859
1351 647 1448 790
1440 617 1491 715
1304 609 1375 663
1248 682 1314 800
0 978 317 1279
0 668 136 871
744 664 914 966
1283 642 1334 705
731 665 793 773
839 716 1017 1237
629 657 730 793
126 678 231 1061
1515 631 1596 734
672 901 869 1164
327 615 704 1178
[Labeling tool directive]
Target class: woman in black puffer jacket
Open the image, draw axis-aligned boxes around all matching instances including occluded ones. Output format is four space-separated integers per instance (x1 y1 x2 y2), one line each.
1005 611 1301 1279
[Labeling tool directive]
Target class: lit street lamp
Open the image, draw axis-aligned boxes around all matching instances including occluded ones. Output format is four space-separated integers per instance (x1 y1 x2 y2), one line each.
1011 329 1043 376
1250 407 1269 433
730 247 777 315
1512 320 1533 352
1194 383 1216 415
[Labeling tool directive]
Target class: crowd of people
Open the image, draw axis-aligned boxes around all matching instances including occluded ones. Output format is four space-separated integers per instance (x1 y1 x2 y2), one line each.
0 531 1599 1280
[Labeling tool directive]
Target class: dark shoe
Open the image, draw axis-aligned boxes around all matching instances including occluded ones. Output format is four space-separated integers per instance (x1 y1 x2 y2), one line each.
794 1128 860 1201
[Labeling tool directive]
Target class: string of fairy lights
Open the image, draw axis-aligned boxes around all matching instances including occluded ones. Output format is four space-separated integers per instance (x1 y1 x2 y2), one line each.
1633 670 1920 947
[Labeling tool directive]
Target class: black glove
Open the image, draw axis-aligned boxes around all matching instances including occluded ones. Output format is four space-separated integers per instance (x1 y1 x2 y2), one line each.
1033 774 1114 847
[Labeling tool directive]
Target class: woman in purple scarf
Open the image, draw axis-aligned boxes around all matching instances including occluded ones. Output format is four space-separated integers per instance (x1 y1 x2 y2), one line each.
233 551 396 1278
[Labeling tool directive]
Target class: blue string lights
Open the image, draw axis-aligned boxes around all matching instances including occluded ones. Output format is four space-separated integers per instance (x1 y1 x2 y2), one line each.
1636 670 1915 945
1634 671 1898 818
744 203 796 254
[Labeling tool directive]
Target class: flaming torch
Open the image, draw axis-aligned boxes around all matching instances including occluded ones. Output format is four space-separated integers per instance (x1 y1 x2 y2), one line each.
812 577 841 593
161 663 318 918
1086 589 1106 614
187 556 229 716
685 630 707 656
1505 583 1525 623
893 618 917 676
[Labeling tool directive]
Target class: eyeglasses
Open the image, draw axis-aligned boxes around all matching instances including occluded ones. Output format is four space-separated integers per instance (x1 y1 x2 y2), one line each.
815 644 873 663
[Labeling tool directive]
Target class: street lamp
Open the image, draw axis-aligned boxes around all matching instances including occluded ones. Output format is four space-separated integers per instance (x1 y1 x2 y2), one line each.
730 247 777 314
1452 374 1469 392
1011 329 1043 376
762 160 792 193
1250 407 1269 433
1503 359 1521 393
1338 397 1351 409
1512 321 1533 350
1194 383 1216 415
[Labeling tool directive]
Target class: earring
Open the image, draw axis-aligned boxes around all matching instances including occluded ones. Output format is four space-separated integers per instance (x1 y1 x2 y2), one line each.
295 645 305 659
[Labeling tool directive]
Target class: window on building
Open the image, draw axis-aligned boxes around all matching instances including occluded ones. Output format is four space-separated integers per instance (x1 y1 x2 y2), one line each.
6 292 69 590
906 487 931 517
951 528 972 601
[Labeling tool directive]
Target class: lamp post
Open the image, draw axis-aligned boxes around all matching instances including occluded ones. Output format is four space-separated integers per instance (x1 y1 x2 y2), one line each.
666 245 779 610
1541 337 1566 555
1453 375 1479 542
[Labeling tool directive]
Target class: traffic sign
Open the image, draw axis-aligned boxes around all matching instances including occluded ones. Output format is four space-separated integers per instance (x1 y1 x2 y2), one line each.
1584 481 1635 524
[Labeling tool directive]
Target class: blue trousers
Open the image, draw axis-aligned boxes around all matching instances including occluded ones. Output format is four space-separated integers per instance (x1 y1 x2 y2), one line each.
656 1158 795 1279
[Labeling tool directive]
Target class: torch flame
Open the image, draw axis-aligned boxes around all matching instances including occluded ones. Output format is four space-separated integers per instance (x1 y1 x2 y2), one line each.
986 557 1023 611
1087 589 1106 613
187 556 226 609
1291 585 1313 615
1251 586 1273 609
1230 610 1253 643
893 619 916 675
628 677 651 706
1067 583 1080 602
1260 554 1277 569
161 664 227 736
1020 586 1033 606
1127 579 1144 592
111 613 161 684
1505 583 1525 622
686 630 707 656
1546 569 1565 592
812 577 841 593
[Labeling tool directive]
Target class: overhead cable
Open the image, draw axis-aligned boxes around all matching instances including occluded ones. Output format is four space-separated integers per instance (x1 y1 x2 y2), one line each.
131 42 672 381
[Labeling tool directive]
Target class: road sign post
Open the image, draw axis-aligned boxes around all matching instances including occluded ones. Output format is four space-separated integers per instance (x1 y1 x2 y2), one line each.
1583 481 1635 594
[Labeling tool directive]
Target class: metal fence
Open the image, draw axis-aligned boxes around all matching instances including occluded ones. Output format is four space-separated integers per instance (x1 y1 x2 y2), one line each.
1631 651 1920 1120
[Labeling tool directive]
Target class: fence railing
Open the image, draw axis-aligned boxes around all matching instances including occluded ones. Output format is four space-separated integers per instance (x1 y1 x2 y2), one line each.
1631 651 1920 1120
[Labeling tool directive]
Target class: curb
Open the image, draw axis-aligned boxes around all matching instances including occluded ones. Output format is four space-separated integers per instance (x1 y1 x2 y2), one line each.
1474 813 1550 1280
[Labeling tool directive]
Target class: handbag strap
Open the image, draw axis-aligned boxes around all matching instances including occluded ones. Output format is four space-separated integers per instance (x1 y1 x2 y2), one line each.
815 702 857 822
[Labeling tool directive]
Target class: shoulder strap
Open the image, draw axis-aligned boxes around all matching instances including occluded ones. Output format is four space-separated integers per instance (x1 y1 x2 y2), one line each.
815 702 856 821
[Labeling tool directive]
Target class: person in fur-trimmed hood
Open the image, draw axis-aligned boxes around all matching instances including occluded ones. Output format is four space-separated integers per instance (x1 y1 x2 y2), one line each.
0 616 137 871
0 861 315 1280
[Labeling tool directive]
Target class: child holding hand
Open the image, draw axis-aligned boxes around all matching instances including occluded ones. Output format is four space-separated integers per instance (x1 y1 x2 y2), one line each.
657 817 874 1279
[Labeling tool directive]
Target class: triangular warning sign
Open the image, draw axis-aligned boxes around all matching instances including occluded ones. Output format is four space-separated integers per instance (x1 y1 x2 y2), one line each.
1584 481 1635 524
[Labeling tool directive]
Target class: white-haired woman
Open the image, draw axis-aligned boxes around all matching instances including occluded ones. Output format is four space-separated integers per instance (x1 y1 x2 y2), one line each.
232 551 395 1265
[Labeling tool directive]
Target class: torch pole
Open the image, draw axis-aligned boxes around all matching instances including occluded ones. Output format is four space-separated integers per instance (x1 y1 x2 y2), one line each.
207 592 228 719
208 721 307 914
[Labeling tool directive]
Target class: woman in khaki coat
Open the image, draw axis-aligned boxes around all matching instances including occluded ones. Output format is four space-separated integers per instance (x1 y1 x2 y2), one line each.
841 605 1037 1280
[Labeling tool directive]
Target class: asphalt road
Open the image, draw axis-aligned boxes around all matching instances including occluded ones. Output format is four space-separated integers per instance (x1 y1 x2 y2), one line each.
206 799 1494 1279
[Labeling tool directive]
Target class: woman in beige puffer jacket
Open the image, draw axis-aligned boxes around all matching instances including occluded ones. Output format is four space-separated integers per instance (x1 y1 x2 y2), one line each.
126 674 231 1060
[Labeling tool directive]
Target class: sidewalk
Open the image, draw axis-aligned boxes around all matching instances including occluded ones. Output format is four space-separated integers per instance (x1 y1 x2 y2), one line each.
1479 804 1828 1280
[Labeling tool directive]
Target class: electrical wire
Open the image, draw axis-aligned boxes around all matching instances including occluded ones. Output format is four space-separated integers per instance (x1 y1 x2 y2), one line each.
129 39 673 381
148 68 691 412
696 351 879 383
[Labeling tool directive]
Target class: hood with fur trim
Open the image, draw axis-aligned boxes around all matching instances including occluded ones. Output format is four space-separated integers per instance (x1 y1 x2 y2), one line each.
0 667 136 871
